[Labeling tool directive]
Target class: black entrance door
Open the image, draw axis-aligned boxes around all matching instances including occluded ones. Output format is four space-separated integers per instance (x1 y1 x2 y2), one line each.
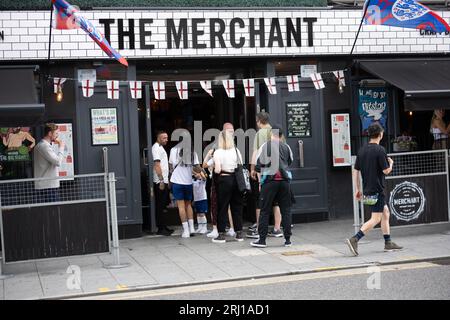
271 81 328 218
75 83 142 233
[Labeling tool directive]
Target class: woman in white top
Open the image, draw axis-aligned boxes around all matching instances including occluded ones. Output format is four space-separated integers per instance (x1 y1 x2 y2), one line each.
211 130 244 243
169 138 200 238
430 109 450 150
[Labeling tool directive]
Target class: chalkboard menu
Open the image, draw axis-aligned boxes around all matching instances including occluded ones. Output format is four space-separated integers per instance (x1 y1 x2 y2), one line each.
286 102 311 138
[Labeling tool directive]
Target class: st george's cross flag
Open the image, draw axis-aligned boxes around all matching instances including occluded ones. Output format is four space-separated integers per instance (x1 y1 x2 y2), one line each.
81 79 95 97
107 81 120 100
200 81 213 97
242 79 255 97
152 81 165 100
176 81 189 100
53 78 66 93
310 73 325 90
363 0 450 33
286 75 300 92
222 80 235 98
333 71 346 87
264 78 277 95
129 81 142 99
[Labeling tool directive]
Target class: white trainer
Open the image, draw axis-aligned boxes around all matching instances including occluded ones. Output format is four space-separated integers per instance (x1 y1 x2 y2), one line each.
226 228 236 237
207 229 219 238
181 229 191 238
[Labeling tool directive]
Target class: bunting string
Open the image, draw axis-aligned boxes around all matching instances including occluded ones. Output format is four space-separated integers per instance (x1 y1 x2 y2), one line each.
46 68 348 100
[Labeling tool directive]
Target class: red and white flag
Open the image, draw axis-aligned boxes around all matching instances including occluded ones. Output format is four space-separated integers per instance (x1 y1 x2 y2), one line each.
53 78 66 93
242 79 255 97
81 79 95 98
176 81 189 100
222 80 235 98
200 81 213 97
107 80 120 100
286 75 300 92
152 81 165 100
129 81 142 99
333 70 346 87
264 77 277 95
310 73 325 90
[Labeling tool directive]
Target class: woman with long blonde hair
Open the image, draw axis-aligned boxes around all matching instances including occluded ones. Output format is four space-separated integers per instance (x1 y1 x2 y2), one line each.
211 129 244 243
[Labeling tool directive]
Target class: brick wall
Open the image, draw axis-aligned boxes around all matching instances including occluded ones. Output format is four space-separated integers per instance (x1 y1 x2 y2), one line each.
0 9 449 61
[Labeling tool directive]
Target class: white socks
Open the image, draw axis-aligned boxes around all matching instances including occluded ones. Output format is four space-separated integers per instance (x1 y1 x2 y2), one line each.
188 219 196 234
196 216 208 234
181 221 190 238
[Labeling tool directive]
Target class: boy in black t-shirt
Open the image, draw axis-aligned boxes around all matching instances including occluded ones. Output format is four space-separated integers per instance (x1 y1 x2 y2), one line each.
346 123 403 256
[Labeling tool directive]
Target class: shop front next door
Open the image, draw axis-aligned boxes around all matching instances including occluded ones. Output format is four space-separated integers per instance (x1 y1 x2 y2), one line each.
273 82 328 218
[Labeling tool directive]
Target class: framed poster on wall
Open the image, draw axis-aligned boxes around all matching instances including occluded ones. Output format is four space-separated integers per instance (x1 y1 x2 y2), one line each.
90 108 119 145
286 102 312 138
331 113 351 167
54 123 74 178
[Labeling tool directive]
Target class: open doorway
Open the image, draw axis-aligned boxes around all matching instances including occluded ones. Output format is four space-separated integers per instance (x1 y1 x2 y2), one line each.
136 60 260 232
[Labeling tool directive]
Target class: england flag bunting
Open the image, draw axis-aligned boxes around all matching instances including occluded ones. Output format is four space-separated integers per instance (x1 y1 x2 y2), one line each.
81 79 95 97
242 79 255 97
286 75 300 92
176 81 189 100
200 81 213 97
222 80 235 98
333 71 346 87
264 77 277 95
129 81 142 99
310 73 325 90
53 78 66 93
107 80 120 100
153 81 165 100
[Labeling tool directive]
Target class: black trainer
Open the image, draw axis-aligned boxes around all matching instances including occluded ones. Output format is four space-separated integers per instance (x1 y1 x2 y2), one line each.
346 237 359 256
250 239 267 248
284 239 292 247
212 233 226 243
235 231 244 242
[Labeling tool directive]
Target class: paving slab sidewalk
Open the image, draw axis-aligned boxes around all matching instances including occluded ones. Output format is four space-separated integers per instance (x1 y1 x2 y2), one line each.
1 219 449 300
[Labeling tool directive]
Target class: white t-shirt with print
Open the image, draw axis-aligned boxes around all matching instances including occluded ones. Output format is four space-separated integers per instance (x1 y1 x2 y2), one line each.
169 144 199 185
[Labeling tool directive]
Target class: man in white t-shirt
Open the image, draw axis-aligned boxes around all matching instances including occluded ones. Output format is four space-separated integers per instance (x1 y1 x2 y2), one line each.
152 131 173 236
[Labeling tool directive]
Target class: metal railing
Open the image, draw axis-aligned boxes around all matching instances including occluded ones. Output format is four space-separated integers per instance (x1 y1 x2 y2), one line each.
352 149 450 233
0 148 128 278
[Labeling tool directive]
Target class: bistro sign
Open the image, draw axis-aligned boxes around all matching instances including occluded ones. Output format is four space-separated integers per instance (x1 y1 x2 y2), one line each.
389 181 426 222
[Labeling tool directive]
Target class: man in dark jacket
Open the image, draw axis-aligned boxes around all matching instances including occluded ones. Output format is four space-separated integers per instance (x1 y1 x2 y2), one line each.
251 125 294 248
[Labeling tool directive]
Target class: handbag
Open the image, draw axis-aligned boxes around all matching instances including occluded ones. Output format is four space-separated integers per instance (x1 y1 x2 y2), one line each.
234 148 251 194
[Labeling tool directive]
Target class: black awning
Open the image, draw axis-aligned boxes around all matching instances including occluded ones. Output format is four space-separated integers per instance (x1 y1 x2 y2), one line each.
0 66 45 126
358 59 450 111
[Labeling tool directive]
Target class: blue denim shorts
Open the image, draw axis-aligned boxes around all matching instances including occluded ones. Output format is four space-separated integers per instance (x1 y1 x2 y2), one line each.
171 183 193 201
194 199 208 213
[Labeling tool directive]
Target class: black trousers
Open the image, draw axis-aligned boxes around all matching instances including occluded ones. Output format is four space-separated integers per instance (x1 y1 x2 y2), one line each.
258 180 292 241
154 183 169 229
217 175 243 233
